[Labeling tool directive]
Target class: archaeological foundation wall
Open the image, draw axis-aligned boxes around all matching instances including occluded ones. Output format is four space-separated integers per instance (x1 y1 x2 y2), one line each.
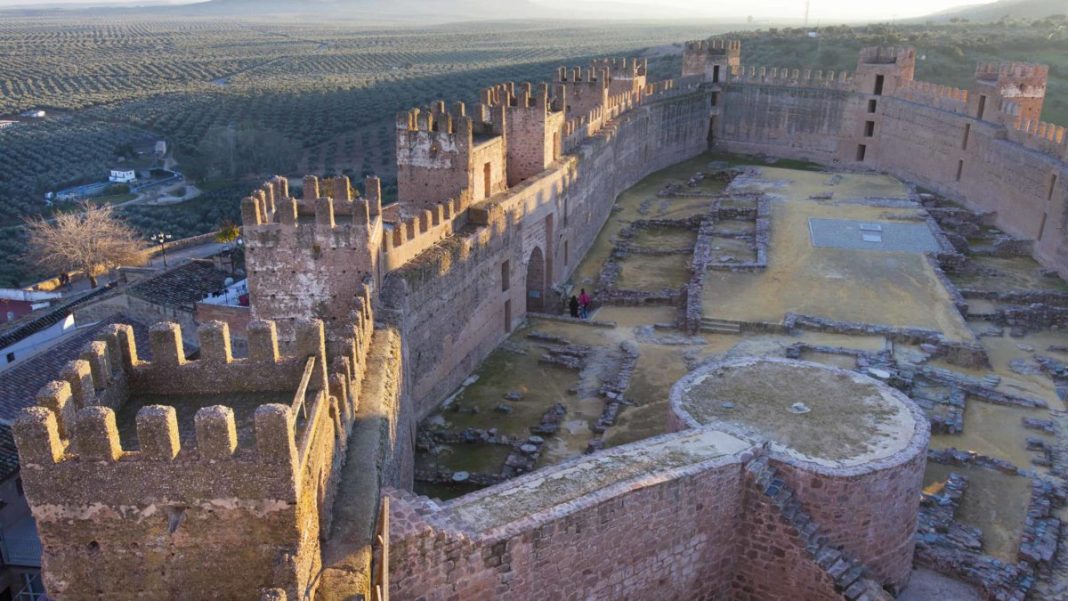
380 90 713 417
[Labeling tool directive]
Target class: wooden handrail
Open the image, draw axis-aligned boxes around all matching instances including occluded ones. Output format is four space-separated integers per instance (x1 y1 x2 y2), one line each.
290 356 316 421
297 389 326 478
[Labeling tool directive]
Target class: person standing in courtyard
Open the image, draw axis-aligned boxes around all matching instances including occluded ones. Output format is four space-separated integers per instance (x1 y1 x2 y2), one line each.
569 295 580 318
578 288 591 319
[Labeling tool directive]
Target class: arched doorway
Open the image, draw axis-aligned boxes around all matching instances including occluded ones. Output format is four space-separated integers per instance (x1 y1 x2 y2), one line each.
526 247 545 313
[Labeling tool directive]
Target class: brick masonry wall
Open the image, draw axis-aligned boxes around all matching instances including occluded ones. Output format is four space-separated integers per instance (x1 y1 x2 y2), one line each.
388 448 747 601
732 477 846 601
769 450 927 590
718 84 852 163
380 91 712 417
713 72 1068 276
875 95 1068 272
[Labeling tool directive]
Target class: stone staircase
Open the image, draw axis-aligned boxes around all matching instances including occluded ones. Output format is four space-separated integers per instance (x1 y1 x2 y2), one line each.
746 456 894 601
700 317 743 334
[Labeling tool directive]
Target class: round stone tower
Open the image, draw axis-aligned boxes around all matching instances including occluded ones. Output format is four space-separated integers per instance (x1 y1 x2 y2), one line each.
669 356 930 592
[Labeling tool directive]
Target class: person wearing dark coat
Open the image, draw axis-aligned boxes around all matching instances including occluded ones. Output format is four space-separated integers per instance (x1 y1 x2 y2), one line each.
569 295 580 318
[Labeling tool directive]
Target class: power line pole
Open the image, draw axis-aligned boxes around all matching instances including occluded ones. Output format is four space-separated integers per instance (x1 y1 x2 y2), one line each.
804 0 811 28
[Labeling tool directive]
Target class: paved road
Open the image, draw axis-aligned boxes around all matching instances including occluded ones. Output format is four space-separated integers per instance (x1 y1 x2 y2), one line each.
60 241 231 294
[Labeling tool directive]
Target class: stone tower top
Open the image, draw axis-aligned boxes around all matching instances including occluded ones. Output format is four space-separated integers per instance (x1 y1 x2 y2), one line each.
682 39 741 83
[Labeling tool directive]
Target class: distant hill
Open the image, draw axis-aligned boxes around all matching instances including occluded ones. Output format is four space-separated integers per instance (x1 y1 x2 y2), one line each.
926 0 1067 22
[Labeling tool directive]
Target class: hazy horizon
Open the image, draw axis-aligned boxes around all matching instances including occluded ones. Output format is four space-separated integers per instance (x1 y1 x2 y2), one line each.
0 0 1004 22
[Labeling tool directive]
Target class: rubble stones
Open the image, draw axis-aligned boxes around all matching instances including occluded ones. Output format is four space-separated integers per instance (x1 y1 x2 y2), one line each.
530 403 567 436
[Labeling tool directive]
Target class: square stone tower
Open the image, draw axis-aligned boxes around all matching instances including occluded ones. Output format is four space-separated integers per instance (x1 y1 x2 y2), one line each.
242 175 383 344
480 82 566 186
682 39 741 83
971 62 1048 125
396 102 508 210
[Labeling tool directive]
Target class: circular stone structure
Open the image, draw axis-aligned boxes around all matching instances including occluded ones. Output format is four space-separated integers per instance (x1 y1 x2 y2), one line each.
670 357 930 591
670 356 920 468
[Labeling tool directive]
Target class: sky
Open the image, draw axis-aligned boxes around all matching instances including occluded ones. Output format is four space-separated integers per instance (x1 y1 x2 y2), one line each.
0 0 1002 22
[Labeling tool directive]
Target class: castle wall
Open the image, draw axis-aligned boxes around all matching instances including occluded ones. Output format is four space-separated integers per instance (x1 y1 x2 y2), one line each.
767 451 926 590
380 90 712 417
731 477 846 601
387 431 750 601
871 96 1068 271
713 60 1068 276
718 83 852 163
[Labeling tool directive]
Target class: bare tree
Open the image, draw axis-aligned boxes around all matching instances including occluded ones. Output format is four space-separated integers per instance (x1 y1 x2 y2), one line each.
25 203 148 288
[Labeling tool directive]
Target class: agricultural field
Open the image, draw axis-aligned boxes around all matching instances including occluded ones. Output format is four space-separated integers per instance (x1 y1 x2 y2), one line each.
0 16 1066 286
0 17 719 285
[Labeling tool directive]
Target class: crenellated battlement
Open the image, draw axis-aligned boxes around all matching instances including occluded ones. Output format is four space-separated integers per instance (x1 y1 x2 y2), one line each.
976 61 1049 84
893 80 970 114
728 65 853 90
17 306 376 471
382 195 469 269
684 39 742 55
480 81 558 113
859 46 915 66
555 65 611 86
1004 102 1068 159
242 174 384 230
15 400 297 467
12 303 380 599
590 57 648 81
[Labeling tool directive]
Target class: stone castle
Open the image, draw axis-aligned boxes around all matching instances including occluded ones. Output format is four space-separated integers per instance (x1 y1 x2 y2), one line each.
9 36 1068 601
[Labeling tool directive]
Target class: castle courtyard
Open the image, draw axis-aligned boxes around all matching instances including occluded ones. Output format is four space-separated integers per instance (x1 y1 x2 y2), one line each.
414 155 1068 599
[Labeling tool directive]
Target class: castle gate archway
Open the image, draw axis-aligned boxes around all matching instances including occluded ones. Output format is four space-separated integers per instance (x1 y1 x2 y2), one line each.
526 247 546 313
